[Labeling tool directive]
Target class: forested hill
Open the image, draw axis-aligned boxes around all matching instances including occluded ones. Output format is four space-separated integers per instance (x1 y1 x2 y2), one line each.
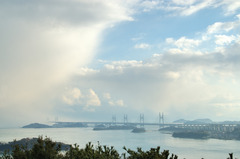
0 137 70 152
22 122 87 128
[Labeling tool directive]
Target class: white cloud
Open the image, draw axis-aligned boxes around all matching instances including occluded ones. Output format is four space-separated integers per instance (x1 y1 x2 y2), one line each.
163 16 240 55
237 14 240 19
0 0 134 126
207 21 240 34
179 0 215 16
78 67 99 76
215 35 236 45
207 22 225 34
71 88 82 99
206 15 240 37
108 100 124 107
171 0 198 6
140 0 161 12
2 0 240 126
138 0 215 16
62 96 74 106
166 37 201 49
167 48 202 55
62 88 101 107
175 37 201 48
137 0 240 16
166 71 181 80
62 88 82 105
103 92 124 107
116 100 124 106
104 60 144 72
219 0 240 15
71 42 240 120
108 101 115 106
86 89 101 107
134 43 151 49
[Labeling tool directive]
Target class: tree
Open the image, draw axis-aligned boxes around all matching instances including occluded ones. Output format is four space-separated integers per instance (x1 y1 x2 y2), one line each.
0 136 234 159
0 136 63 159
123 146 178 159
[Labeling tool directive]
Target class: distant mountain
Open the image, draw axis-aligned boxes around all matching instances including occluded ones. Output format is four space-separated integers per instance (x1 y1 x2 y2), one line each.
194 118 213 123
173 118 213 124
22 122 88 128
173 119 188 124
22 123 52 128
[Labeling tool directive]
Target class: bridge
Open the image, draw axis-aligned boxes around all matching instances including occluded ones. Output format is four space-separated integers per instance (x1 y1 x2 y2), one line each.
53 121 238 132
53 113 239 132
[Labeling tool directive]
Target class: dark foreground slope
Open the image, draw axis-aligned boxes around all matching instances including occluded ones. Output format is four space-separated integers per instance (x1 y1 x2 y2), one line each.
0 137 70 153
0 137 178 159
0 136 237 159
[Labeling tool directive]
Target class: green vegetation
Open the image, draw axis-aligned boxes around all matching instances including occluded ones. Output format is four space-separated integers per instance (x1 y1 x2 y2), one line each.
0 137 236 159
0 136 178 159
172 131 209 139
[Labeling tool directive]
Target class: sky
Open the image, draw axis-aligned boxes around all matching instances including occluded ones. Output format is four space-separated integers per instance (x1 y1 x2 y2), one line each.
0 0 240 127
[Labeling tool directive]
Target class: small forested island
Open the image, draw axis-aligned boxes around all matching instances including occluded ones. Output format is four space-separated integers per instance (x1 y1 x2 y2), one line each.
172 131 208 139
132 127 146 133
22 122 87 128
93 124 136 131
22 123 52 128
159 125 240 140
0 137 70 153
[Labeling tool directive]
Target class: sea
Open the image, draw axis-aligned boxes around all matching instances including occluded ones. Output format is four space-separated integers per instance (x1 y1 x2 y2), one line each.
0 126 240 159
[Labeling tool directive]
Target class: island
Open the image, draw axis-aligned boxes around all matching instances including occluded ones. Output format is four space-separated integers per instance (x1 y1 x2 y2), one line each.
132 127 146 133
0 137 70 153
159 119 240 140
22 123 52 128
22 122 88 128
93 124 136 131
172 131 209 139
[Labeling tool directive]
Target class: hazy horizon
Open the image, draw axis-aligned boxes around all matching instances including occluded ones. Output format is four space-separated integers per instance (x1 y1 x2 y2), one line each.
1 0 240 128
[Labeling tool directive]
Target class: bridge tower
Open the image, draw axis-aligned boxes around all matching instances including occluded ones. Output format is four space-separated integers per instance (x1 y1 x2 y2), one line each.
140 114 144 127
55 116 59 123
159 112 164 129
124 114 128 124
112 115 116 125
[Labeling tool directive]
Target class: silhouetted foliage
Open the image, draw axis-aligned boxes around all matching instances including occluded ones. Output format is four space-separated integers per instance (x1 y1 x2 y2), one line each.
0 136 63 159
63 142 120 159
123 146 177 159
0 136 236 159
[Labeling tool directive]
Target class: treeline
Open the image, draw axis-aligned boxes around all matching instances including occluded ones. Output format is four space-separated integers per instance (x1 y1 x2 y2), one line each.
0 136 177 159
0 137 235 159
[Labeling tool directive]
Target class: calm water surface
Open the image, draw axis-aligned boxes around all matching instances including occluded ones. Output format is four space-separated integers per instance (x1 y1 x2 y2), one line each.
0 126 240 159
